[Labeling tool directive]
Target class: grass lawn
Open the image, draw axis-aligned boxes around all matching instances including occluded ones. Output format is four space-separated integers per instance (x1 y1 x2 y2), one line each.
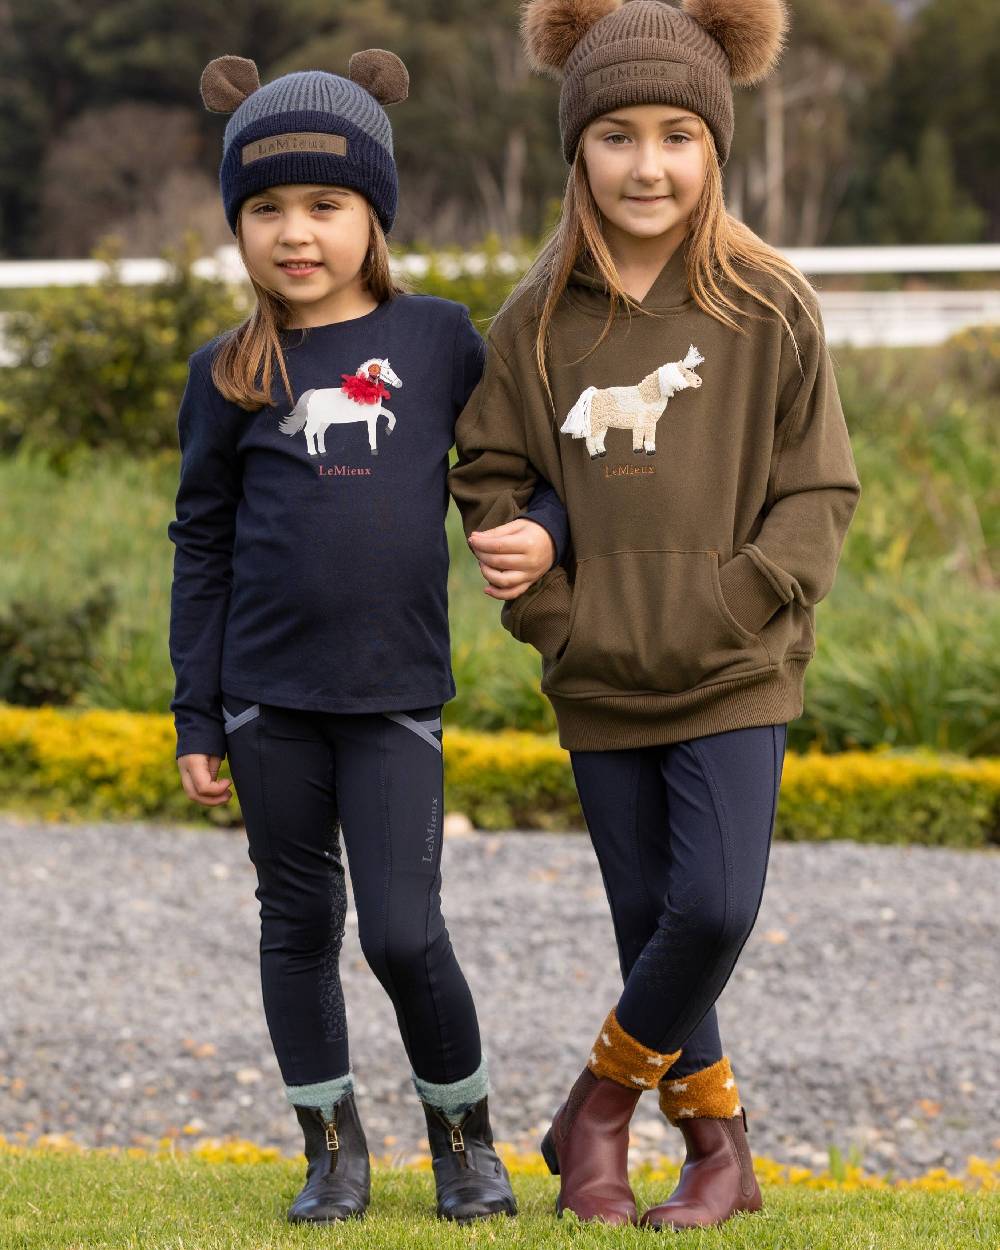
1 1146 997 1250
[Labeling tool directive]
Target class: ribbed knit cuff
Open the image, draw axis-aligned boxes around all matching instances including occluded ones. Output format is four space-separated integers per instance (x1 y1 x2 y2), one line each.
587 1008 681 1090
220 109 398 233
717 553 785 636
412 1054 489 1124
658 1055 741 1123
285 1072 355 1120
500 567 573 658
174 715 227 761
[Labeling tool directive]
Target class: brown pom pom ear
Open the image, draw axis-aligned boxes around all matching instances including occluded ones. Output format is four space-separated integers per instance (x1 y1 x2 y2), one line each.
521 0 622 78
200 56 261 112
681 0 789 87
348 49 409 106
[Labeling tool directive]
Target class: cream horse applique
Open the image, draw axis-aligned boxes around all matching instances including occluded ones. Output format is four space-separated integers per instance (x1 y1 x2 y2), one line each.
560 346 705 459
279 358 403 456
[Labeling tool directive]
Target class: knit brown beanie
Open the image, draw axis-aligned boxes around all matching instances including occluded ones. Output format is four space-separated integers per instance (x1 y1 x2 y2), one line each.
521 0 788 164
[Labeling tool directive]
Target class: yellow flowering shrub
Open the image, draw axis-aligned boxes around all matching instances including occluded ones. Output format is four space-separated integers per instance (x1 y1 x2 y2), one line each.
0 704 226 825
444 730 580 830
777 746 1000 848
0 705 997 846
1 1131 998 1193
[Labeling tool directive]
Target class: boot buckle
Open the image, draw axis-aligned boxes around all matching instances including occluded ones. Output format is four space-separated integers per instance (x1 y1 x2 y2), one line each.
450 1126 465 1153
325 1124 340 1151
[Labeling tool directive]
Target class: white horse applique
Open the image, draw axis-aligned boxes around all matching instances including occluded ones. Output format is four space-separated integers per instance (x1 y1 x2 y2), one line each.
560 345 705 459
279 357 403 456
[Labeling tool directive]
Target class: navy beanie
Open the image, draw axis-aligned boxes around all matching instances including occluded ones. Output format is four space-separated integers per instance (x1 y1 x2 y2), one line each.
200 52 409 234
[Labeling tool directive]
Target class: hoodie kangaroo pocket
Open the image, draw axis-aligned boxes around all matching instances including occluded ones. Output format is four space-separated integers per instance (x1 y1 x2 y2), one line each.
503 566 573 659
546 549 771 697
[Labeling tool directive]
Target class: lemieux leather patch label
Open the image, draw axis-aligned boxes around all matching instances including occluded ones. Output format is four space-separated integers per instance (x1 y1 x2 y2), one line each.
242 133 348 165
584 61 690 95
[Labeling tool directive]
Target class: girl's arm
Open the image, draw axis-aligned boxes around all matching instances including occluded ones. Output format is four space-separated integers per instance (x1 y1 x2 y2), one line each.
450 332 550 535
450 310 568 589
449 332 574 650
717 297 862 635
167 354 240 769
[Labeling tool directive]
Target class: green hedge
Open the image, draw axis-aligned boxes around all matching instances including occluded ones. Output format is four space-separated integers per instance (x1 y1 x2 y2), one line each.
0 705 997 846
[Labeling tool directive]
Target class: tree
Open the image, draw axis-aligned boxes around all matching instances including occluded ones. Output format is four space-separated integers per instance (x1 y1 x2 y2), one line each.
0 0 346 257
887 0 1000 237
37 103 222 256
280 0 564 245
867 126 985 244
727 0 898 246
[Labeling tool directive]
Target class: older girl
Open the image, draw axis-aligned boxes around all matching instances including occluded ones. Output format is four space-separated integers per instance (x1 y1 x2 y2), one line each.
451 0 860 1229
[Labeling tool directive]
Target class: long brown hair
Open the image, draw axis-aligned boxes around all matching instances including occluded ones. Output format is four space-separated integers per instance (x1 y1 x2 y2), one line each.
210 200 409 411
497 117 817 412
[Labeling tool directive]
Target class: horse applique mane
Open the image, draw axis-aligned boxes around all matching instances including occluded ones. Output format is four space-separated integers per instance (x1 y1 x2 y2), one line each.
559 345 705 458
279 356 403 456
341 374 390 404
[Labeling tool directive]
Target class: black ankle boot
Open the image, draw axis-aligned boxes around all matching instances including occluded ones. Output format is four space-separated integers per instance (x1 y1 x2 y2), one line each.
420 1095 517 1222
287 1093 371 1223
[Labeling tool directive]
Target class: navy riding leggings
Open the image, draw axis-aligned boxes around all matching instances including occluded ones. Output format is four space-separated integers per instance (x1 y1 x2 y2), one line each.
221 691 482 1088
570 723 786 1075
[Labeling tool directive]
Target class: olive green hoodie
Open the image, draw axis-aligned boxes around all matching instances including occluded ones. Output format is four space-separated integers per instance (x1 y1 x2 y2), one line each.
449 242 861 751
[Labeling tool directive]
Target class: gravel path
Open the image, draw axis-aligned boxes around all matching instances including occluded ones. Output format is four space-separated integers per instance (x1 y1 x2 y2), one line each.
1 816 997 1176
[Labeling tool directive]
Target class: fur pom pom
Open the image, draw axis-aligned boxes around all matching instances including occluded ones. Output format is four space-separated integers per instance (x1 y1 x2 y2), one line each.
348 49 409 107
681 0 788 86
200 56 261 113
521 0 623 77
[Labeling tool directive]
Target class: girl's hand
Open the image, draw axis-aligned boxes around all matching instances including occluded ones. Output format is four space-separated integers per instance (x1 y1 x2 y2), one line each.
469 519 556 601
178 754 233 806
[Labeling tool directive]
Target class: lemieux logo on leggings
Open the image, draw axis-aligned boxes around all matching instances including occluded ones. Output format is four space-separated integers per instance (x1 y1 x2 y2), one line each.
422 796 439 864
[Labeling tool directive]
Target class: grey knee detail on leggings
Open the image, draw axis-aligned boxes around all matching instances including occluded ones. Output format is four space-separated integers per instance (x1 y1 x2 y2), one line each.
222 703 260 734
285 1072 355 1120
383 712 442 753
318 852 348 1045
412 1053 489 1124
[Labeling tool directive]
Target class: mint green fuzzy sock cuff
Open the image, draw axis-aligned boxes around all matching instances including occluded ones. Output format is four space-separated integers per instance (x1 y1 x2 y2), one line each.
412 1054 490 1125
285 1072 355 1122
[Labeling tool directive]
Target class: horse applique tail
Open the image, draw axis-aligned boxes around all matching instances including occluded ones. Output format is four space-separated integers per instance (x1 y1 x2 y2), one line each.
279 389 315 436
561 386 597 439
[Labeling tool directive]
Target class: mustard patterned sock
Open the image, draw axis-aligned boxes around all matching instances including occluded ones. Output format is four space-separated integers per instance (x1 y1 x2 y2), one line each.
587 1008 681 1090
658 1055 741 1123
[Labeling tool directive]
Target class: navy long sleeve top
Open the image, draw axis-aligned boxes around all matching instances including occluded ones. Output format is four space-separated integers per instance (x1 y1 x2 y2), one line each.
167 293 568 758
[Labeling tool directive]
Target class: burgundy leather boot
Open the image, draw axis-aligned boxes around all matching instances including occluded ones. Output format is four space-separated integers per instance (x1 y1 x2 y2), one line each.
539 1068 642 1224
640 1107 762 1230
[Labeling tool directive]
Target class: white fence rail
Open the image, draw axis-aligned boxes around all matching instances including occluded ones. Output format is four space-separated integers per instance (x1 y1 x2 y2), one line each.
1 245 998 354
818 290 1000 347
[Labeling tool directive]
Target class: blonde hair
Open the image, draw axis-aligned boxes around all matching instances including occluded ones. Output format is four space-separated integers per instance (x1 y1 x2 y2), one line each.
497 117 817 412
210 200 408 411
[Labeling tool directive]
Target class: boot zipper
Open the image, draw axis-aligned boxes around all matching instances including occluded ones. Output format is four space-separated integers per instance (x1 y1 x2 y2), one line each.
433 1107 469 1164
317 1107 339 1151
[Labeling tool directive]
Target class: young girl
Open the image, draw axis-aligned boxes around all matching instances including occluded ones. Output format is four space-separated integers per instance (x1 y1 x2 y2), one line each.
451 0 861 1230
168 50 568 1225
